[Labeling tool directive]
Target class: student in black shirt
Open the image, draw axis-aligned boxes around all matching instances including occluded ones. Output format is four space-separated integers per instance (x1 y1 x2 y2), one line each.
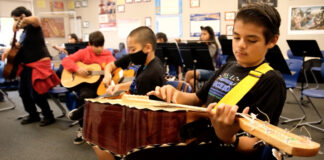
10 7 60 126
146 3 286 160
103 26 165 95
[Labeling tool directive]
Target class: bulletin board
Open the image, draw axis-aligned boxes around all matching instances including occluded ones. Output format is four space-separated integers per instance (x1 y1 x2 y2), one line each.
190 13 221 37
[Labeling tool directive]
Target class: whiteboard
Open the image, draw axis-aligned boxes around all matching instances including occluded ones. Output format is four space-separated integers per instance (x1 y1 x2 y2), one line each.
117 19 141 38
156 16 182 38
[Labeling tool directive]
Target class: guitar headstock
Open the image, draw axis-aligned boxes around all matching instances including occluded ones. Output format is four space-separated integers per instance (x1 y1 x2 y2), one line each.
237 113 320 157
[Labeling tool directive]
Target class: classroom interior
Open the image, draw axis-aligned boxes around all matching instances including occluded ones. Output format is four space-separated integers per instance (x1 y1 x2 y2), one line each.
0 0 324 160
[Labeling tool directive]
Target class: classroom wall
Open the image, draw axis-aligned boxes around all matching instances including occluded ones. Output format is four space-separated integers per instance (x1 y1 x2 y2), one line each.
73 0 324 59
1 0 324 58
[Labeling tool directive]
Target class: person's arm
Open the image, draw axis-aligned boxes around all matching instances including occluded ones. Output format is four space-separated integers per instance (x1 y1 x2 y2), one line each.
106 81 131 95
103 61 117 86
61 50 88 76
52 45 68 54
147 85 201 105
19 16 40 28
206 103 259 153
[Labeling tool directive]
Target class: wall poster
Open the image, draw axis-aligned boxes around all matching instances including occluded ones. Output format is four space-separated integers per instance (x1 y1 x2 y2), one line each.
288 5 324 34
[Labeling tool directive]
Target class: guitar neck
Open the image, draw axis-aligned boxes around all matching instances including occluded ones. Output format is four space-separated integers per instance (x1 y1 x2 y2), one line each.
89 70 104 76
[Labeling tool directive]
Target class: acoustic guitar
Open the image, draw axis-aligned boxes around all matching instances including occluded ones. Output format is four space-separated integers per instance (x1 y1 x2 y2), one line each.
3 20 21 79
61 62 104 88
96 67 135 96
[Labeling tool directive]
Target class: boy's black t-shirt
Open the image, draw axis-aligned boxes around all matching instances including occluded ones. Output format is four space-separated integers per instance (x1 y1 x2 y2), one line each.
115 55 165 95
196 61 286 125
16 25 51 64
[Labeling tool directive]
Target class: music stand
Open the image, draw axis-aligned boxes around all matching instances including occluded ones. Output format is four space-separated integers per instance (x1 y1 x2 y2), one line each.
219 39 236 63
65 42 88 55
186 43 215 91
155 43 183 76
265 45 291 75
286 40 323 101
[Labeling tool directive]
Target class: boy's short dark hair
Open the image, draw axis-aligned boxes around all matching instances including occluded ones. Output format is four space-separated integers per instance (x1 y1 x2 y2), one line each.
129 26 157 50
89 31 105 47
156 32 168 42
235 3 281 44
11 6 32 17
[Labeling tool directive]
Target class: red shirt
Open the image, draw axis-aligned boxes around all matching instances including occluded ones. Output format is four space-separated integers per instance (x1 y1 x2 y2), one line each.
62 46 116 72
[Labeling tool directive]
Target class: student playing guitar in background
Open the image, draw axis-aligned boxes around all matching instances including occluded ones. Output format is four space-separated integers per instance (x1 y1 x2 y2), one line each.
62 31 115 144
9 6 60 127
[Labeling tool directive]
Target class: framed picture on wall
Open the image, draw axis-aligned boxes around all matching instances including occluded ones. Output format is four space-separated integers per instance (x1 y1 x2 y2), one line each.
134 0 142 3
75 0 81 8
82 21 89 28
81 0 88 7
126 0 133 3
145 17 151 27
117 5 125 13
226 25 233 36
190 0 199 8
225 11 235 21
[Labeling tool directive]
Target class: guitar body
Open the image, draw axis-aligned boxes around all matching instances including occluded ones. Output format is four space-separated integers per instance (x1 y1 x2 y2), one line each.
96 68 135 96
3 44 20 79
61 62 102 88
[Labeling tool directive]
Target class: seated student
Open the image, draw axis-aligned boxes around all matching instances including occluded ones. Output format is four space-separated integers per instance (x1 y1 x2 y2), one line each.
103 26 165 96
143 3 286 160
156 32 182 80
52 33 79 59
184 26 219 89
62 31 116 144
113 42 127 60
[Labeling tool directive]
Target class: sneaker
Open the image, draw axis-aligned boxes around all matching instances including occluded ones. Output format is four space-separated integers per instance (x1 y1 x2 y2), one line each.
39 118 56 127
68 106 84 121
21 115 41 125
73 128 85 145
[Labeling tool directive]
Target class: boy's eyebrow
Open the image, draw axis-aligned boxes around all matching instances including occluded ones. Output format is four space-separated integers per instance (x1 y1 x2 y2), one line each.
233 31 259 39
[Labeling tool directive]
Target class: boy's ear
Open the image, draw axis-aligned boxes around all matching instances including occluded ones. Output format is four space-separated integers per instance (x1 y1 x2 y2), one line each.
143 43 153 54
267 34 279 49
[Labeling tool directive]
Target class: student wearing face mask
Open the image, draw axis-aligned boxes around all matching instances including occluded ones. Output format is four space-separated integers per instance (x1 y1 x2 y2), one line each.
62 31 116 145
103 26 165 96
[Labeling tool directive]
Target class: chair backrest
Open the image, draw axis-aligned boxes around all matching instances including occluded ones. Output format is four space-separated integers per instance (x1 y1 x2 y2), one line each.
0 61 5 83
321 62 324 78
165 80 192 93
287 49 303 60
283 59 303 88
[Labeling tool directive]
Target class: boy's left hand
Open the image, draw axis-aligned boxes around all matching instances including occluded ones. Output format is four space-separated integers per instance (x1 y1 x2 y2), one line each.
207 103 249 143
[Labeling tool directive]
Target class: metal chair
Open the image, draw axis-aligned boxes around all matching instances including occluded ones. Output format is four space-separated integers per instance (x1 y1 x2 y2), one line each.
48 86 78 127
296 62 324 132
280 59 306 124
0 61 16 112
309 51 324 89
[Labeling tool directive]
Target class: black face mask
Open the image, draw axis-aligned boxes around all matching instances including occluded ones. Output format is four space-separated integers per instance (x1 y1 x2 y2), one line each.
129 50 147 65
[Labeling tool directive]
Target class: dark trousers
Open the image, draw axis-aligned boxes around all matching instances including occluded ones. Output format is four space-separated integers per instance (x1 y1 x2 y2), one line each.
73 81 99 127
19 67 54 119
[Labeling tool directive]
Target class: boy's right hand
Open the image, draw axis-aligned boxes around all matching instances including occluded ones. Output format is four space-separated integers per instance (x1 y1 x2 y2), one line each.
76 67 89 77
147 85 179 103
102 74 112 87
106 84 119 95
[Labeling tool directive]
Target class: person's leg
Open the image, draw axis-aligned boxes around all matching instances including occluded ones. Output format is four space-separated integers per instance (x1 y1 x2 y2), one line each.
19 67 40 124
185 70 199 89
71 83 98 144
34 90 55 126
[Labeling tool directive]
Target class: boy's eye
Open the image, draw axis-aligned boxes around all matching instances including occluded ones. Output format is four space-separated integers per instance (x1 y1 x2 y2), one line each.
233 37 240 40
247 39 257 43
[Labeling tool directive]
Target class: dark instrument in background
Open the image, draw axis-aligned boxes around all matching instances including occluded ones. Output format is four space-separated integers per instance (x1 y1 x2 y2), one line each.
3 20 21 79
